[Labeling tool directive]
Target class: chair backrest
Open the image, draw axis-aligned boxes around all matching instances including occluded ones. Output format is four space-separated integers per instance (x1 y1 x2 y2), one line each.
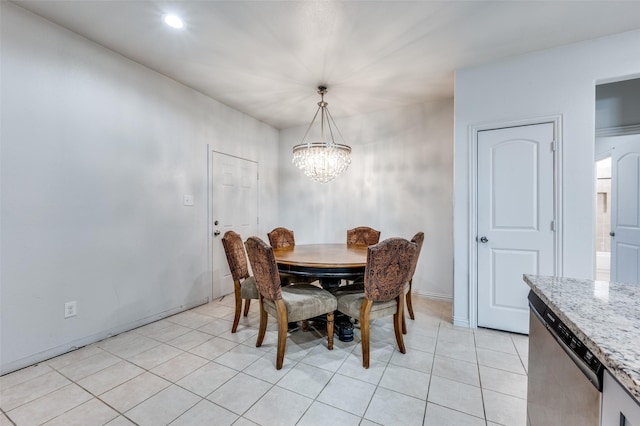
406 232 425 281
364 237 417 302
267 227 295 248
347 227 381 247
221 231 250 282
245 236 283 301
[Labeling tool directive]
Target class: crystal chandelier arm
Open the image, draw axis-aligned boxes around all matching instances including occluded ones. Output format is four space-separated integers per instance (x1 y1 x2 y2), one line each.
324 107 345 145
300 105 322 146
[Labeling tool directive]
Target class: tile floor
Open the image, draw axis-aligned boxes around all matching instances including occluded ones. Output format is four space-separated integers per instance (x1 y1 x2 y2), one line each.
0 295 529 426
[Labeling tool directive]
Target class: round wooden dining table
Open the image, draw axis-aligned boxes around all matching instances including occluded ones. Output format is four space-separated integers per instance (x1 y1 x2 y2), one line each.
273 243 367 287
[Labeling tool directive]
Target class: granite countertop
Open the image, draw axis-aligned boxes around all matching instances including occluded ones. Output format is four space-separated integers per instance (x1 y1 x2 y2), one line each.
524 274 640 402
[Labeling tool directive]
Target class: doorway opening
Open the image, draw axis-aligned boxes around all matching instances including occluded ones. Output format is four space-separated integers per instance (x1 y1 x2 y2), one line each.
595 157 611 281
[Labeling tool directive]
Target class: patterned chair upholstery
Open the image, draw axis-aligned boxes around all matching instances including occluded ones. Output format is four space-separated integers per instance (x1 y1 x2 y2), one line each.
221 231 259 333
267 227 296 249
346 227 381 247
334 237 417 368
244 236 337 370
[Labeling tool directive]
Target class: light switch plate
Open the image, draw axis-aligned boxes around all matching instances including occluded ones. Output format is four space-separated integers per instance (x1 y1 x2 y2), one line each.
183 194 194 206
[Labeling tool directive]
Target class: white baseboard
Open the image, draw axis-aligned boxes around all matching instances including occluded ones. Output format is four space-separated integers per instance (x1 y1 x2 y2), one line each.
413 290 453 302
1 297 210 376
453 316 471 328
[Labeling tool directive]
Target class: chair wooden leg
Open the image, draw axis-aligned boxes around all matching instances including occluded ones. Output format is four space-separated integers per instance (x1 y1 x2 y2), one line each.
406 279 415 320
256 298 268 347
326 312 334 350
232 282 242 333
302 320 309 331
394 296 406 354
402 308 407 335
360 299 373 368
243 298 251 317
275 299 288 370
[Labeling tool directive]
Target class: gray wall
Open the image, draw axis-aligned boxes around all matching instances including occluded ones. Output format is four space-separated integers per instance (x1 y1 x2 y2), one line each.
278 100 454 301
0 3 279 374
453 29 640 327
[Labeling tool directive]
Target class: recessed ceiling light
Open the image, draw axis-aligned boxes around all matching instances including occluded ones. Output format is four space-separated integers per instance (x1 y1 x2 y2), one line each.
163 14 184 29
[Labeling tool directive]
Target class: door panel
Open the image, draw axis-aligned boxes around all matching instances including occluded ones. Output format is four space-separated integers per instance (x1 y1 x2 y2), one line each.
611 137 640 284
211 152 258 299
477 123 555 333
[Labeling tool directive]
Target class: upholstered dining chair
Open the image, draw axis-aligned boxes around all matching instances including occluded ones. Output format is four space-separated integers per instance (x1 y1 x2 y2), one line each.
334 237 417 368
267 227 295 249
267 226 316 285
403 231 425 334
244 236 337 370
221 231 259 333
346 226 381 247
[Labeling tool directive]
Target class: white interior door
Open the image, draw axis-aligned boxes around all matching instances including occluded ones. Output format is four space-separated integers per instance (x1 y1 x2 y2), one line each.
210 151 258 299
611 136 640 284
477 123 556 333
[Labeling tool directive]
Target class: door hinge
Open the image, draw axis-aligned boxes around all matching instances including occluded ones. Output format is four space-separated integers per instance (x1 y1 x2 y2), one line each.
550 220 556 231
550 141 556 152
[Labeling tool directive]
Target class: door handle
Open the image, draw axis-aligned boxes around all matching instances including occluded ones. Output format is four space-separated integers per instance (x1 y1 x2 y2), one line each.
609 231 615 237
214 230 221 237
479 236 489 243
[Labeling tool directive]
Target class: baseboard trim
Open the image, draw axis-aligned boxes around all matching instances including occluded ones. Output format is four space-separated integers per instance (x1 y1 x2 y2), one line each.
1 297 210 376
412 290 453 302
453 316 471 328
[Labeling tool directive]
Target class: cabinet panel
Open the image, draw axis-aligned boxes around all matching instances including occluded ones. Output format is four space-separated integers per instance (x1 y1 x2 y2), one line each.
602 370 640 426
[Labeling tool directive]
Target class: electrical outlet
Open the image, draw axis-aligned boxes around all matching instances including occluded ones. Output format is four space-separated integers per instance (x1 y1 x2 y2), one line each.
64 301 77 318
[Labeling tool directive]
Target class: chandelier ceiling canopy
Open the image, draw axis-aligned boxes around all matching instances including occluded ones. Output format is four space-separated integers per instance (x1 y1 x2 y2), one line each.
292 86 352 183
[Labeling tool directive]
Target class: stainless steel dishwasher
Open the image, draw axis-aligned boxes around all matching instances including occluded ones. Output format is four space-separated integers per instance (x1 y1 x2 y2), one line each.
527 291 604 426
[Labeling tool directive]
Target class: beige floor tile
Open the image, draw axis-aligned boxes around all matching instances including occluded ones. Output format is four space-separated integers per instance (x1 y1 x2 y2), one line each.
125 384 200 426
337 353 387 385
6 383 92 426
97 331 160 359
100 371 171 412
434 339 478 364
138 323 192 343
127 343 183 370
214 344 265 371
277 363 334 399
300 345 352 373
512 334 530 358
389 347 434 373
171 399 238 426
483 388 527 426
188 336 238 360
244 385 312 426
42 397 119 425
479 365 528 399
242 354 295 384
423 403 485 426
0 413 12 426
45 345 104 370
216 326 259 345
166 311 214 329
427 375 484 418
206 372 272 415
351 339 396 364
104 416 136 426
404 332 438 353
197 318 235 336
437 327 476 346
77 360 144 395
57 351 121 381
176 361 237 397
0 363 53 390
364 387 427 426
316 374 376 417
476 347 526 374
167 330 213 351
475 331 518 354
0 371 70 411
297 401 361 426
432 355 480 387
379 364 430 400
192 303 235 318
151 352 209 382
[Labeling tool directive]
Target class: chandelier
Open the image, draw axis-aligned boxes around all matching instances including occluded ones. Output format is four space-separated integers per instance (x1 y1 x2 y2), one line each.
292 86 352 183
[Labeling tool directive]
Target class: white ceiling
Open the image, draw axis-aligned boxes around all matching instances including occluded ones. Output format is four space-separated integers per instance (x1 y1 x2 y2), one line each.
12 1 640 129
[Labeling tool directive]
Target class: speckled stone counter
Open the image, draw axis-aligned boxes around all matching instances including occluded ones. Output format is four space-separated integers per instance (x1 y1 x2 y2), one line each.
524 274 640 403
